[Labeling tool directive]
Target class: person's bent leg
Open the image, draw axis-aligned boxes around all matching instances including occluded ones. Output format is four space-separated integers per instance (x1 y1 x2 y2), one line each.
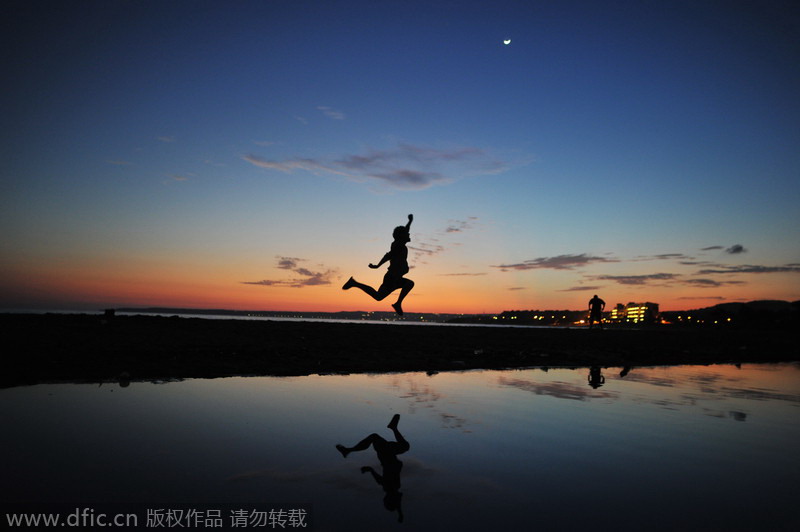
396 278 414 304
387 414 407 446
391 279 414 315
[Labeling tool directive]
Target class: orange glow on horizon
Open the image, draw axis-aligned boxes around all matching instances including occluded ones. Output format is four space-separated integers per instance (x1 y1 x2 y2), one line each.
2 254 797 313
3 277 794 314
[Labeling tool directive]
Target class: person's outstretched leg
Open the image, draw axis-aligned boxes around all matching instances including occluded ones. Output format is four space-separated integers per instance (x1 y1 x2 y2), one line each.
336 433 387 458
343 277 389 301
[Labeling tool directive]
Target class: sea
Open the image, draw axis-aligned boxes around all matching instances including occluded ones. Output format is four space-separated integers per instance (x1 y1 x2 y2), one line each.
3 363 798 531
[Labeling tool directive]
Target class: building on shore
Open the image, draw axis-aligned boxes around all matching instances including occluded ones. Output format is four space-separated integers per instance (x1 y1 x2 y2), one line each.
609 302 660 324
453 303 660 327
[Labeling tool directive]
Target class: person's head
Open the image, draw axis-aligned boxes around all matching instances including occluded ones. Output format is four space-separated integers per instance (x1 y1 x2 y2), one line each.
392 226 410 242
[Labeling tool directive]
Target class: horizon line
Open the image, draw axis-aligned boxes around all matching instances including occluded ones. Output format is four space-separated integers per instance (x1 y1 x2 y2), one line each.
4 299 797 317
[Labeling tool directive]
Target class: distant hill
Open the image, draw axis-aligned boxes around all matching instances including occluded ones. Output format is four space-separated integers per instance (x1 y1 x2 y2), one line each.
705 300 798 313
660 300 799 329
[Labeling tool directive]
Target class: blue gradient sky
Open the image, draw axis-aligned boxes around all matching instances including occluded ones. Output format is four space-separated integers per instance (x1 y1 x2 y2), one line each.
2 0 798 313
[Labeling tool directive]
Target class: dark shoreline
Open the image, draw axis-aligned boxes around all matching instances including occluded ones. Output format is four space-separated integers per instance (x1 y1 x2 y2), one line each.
3 313 797 387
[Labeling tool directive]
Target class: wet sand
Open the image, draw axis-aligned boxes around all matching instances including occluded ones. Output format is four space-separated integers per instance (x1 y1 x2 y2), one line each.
3 313 797 387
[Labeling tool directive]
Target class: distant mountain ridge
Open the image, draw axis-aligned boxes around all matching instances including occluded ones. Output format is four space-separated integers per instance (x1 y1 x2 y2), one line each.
702 300 798 313
659 299 799 329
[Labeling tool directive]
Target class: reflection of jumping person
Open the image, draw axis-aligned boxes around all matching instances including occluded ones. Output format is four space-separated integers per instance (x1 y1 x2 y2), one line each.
342 214 415 316
336 414 410 523
588 294 605 329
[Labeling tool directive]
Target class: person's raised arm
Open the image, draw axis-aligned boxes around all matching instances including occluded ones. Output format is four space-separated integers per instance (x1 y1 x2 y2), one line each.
360 466 385 486
405 214 413 231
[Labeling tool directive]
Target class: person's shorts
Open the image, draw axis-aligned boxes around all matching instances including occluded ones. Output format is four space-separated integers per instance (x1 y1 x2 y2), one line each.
381 271 406 291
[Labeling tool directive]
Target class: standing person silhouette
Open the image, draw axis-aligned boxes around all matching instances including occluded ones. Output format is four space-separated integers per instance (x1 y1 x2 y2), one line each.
342 214 415 316
588 294 606 329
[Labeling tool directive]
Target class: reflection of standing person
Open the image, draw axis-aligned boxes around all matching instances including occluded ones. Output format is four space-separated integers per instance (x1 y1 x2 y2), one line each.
588 294 606 329
336 414 410 523
342 214 415 315
588 366 605 388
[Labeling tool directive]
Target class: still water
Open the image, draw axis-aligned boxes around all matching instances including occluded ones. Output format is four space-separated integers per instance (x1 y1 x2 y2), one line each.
3 364 799 531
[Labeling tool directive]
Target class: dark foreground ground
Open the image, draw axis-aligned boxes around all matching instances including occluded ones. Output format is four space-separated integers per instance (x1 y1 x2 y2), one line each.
3 313 797 387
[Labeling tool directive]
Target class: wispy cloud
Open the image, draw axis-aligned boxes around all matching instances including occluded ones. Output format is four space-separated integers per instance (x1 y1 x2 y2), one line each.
697 264 800 275
589 273 678 285
439 272 487 277
492 254 618 272
558 285 603 292
409 217 480 265
374 169 446 188
679 260 714 266
317 106 345 120
242 272 335 288
445 217 479 233
408 243 446 257
242 154 330 174
630 253 694 263
498 376 615 401
682 278 745 288
701 244 747 254
585 271 754 288
242 256 337 288
157 136 175 143
243 143 508 191
725 244 747 254
161 173 193 185
276 256 302 270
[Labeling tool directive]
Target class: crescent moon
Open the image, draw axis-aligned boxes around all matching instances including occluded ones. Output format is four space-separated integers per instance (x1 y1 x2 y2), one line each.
503 39 511 45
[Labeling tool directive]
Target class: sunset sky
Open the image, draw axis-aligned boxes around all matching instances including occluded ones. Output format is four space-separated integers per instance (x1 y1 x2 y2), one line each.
2 0 799 314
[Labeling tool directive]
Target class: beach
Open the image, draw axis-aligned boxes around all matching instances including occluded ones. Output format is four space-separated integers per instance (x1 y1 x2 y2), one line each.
4 312 797 387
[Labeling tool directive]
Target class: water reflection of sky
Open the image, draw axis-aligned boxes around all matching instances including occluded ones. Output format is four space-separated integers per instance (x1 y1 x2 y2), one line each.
2 364 798 531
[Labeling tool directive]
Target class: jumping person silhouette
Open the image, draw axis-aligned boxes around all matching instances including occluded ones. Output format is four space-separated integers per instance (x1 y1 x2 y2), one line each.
336 414 410 523
342 214 415 315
